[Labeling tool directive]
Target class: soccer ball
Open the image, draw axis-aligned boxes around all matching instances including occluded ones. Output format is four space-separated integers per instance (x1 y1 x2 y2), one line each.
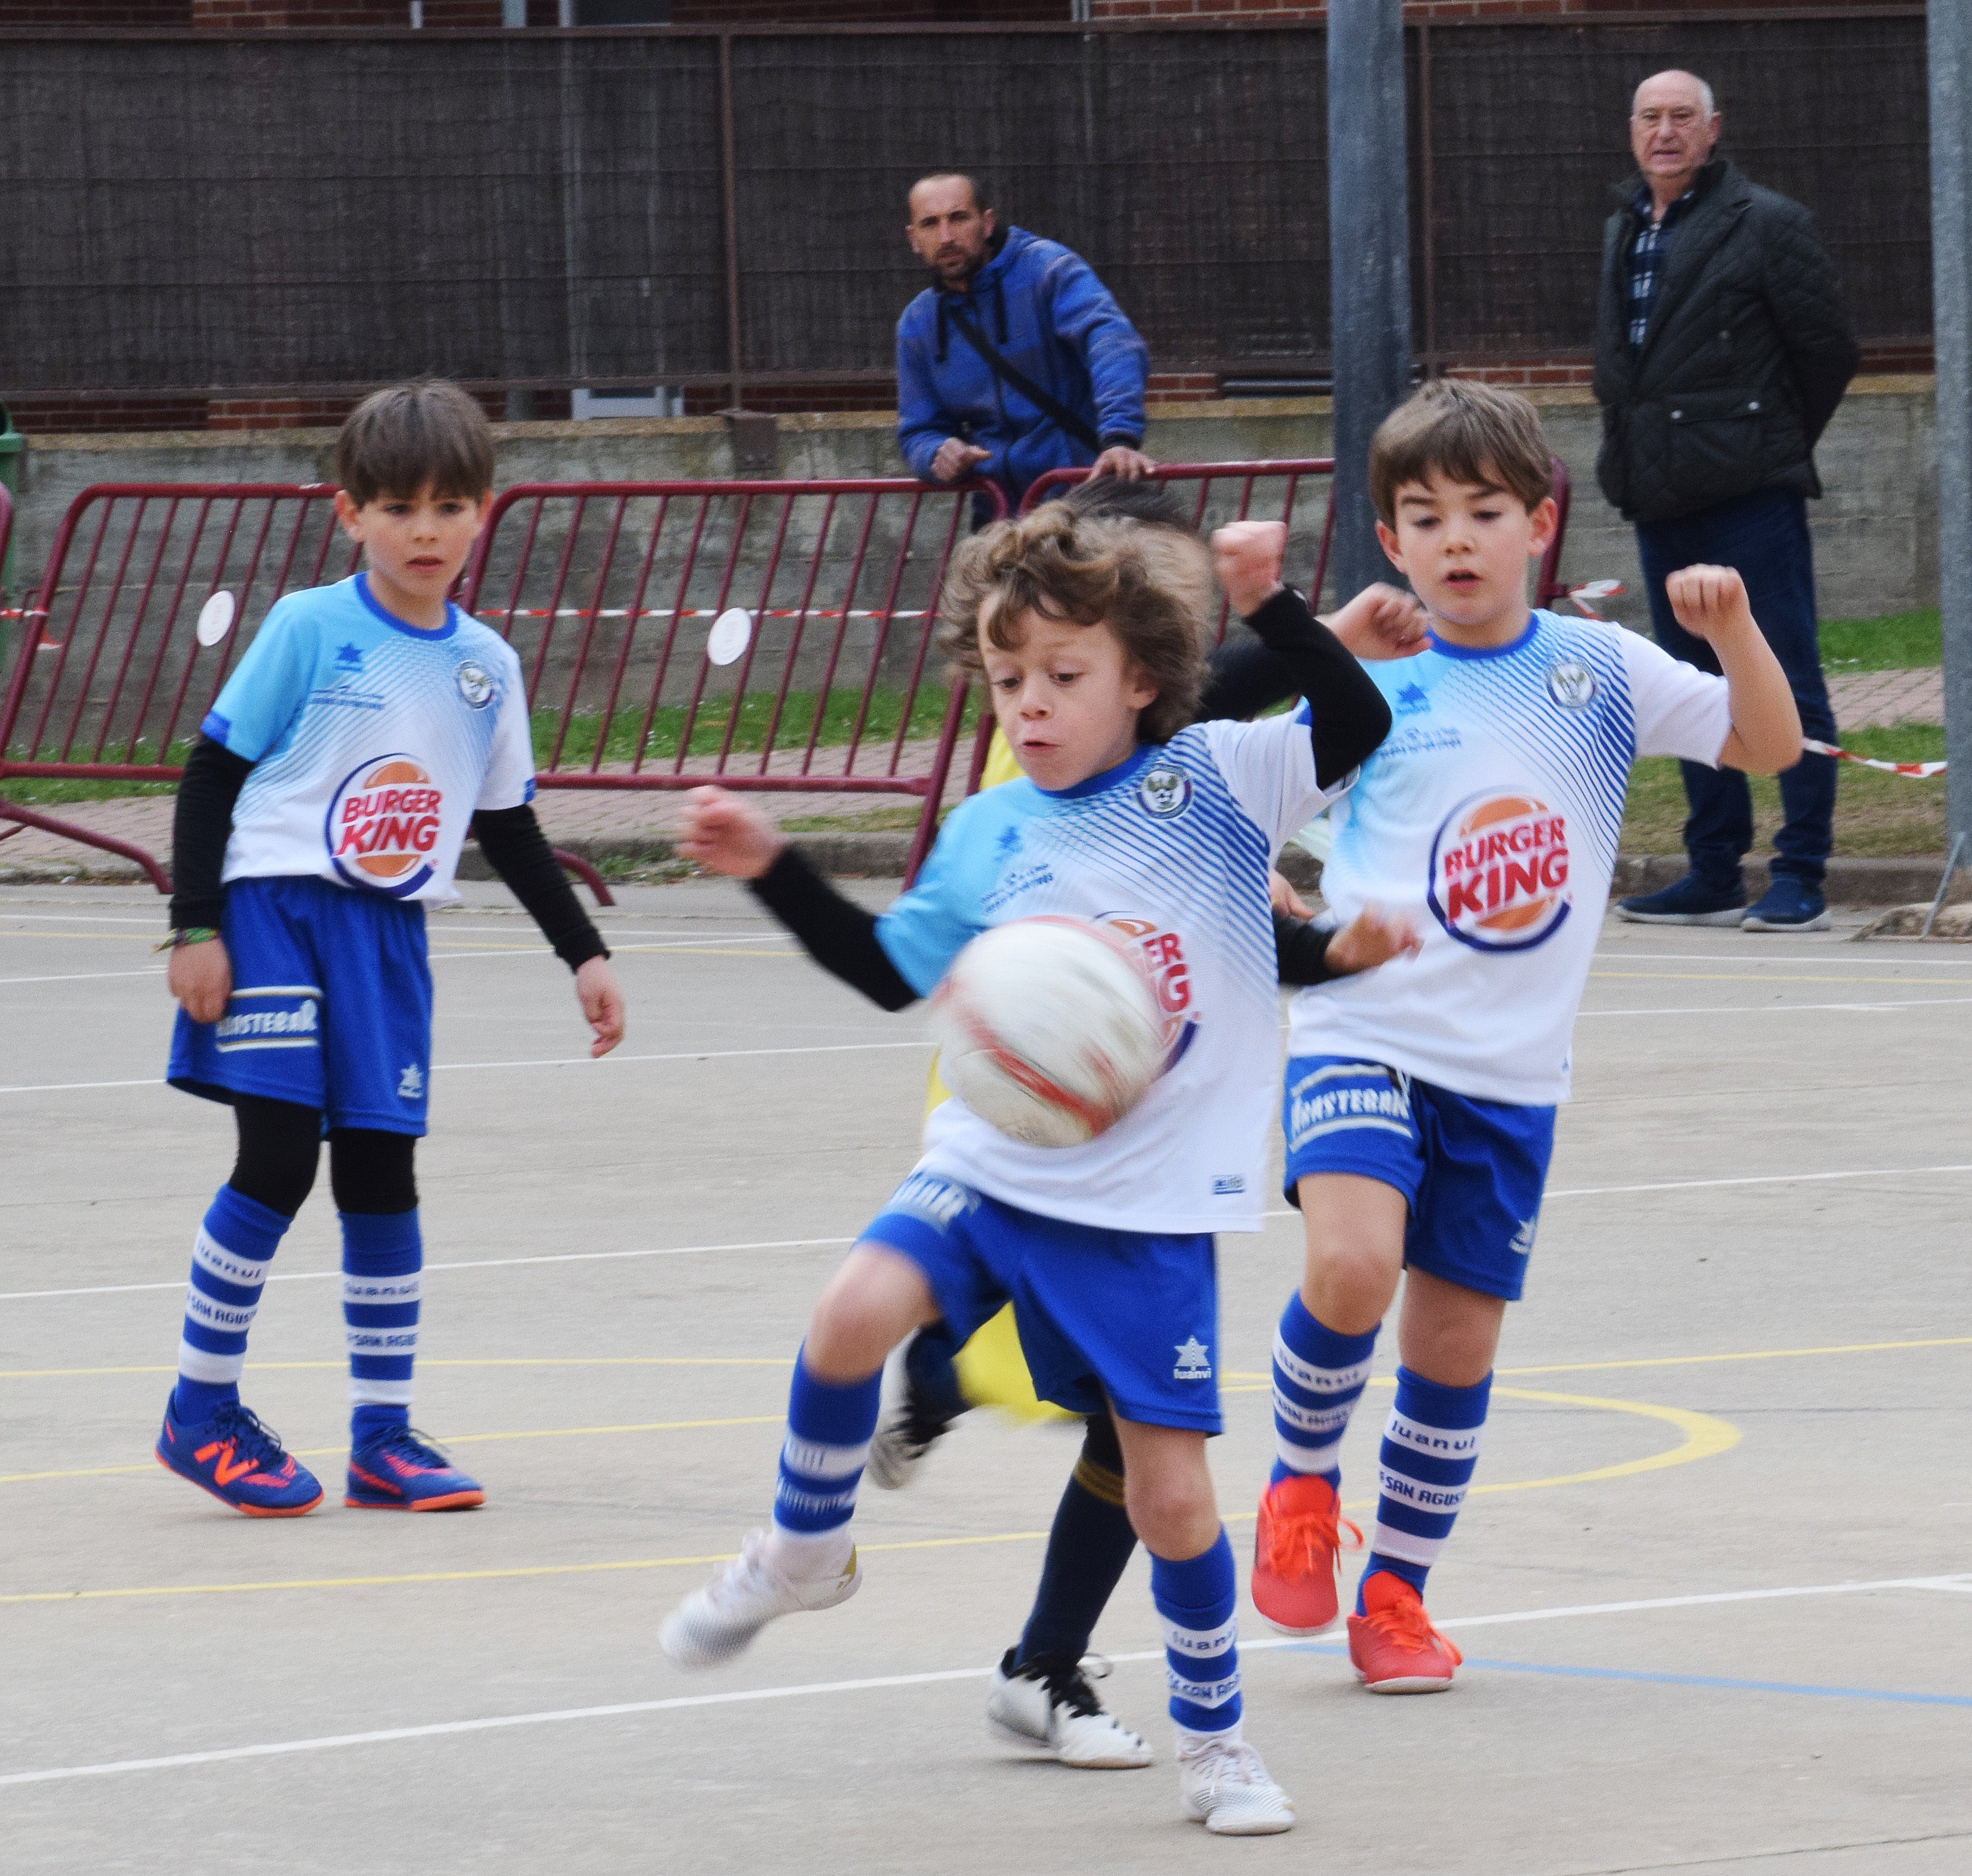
928 917 1166 1148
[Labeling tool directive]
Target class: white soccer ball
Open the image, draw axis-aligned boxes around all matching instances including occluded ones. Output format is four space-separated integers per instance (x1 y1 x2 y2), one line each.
928 916 1167 1148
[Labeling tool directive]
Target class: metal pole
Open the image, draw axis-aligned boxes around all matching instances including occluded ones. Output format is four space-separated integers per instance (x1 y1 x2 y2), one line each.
1930 3 1972 849
1327 0 1412 603
719 32 745 413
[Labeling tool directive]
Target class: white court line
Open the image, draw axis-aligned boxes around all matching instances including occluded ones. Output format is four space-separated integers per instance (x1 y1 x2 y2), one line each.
0 969 165 986
0 1037 924 1099
14 1163 1972 1302
1594 949 1972 968
1541 1163 1972 1200
2 1573 1964 1789
1580 996 1972 1018
0 1235 861 1301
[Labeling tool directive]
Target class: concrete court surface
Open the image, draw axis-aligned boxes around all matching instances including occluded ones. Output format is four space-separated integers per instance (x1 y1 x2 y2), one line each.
1 880 1967 1876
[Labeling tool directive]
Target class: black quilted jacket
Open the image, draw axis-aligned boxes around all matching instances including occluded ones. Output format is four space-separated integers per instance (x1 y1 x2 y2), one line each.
1593 159 1858 524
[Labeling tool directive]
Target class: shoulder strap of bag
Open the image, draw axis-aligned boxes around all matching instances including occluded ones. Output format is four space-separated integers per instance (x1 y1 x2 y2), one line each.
946 307 1103 454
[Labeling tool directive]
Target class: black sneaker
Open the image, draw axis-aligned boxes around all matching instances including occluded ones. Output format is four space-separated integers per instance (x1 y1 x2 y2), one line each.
985 1650 1154 1768
1615 873 1746 925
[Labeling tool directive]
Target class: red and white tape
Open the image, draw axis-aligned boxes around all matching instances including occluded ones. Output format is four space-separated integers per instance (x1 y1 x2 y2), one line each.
1803 738 1946 778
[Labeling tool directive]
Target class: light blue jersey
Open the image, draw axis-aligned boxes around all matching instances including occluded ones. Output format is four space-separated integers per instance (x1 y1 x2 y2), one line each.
1287 611 1731 1103
877 713 1339 1235
203 574 535 903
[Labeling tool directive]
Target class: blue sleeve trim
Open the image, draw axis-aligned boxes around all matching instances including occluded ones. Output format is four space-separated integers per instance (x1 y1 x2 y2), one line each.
200 710 233 745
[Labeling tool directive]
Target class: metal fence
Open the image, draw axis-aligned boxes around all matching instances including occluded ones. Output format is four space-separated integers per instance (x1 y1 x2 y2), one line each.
0 11 1927 407
0 476 1001 888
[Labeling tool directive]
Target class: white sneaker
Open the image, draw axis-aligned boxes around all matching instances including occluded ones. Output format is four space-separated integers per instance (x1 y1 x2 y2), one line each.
659 1530 861 1669
985 1651 1154 1769
1178 1736 1295 1836
865 1334 960 1491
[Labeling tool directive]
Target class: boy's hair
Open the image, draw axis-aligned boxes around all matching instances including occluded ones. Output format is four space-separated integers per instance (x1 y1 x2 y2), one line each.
940 502 1209 745
336 380 496 508
1058 473 1196 536
1368 378 1552 526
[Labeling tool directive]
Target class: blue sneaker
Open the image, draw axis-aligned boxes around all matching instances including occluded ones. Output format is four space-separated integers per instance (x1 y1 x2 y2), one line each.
1616 874 1746 925
346 1425 485 1511
1743 877 1831 932
155 1395 323 1518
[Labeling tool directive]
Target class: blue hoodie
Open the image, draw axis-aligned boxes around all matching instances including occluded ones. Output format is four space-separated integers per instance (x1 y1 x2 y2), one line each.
895 226 1149 506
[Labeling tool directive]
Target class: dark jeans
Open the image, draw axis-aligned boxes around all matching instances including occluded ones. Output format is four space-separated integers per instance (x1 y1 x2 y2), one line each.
1634 486 1837 891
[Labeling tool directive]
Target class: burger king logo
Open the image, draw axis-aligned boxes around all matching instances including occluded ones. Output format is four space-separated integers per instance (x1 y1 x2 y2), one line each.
1427 792 1570 952
1098 912 1200 1067
326 754 445 896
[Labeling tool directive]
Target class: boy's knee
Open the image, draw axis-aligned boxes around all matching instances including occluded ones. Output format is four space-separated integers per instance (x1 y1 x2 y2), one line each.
1124 1470 1218 1560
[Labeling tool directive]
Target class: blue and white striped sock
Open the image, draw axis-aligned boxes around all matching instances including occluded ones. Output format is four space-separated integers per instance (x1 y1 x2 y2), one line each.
172 1185 291 1425
1358 1365 1490 1609
767 1350 881 1576
1154 1527 1242 1742
342 1209 422 1449
1269 1292 1379 1488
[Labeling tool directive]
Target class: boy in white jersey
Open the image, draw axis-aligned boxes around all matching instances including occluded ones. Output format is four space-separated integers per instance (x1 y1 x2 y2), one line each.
659 503 1385 1835
155 382 625 1518
1243 379 1802 1689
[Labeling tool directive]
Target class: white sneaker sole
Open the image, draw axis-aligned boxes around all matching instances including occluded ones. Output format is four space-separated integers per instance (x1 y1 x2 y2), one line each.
1357 1671 1455 1694
1742 910 1832 931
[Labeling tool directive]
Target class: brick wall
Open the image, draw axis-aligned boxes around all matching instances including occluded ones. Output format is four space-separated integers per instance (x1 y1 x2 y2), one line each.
1087 1 1911 17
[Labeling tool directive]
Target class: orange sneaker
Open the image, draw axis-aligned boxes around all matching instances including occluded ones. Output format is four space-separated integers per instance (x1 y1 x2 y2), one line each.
1347 1570 1461 1693
1250 1475 1362 1635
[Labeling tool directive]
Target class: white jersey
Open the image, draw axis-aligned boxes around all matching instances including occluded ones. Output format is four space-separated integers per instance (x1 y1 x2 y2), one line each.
1289 612 1732 1105
877 714 1340 1235
203 575 536 904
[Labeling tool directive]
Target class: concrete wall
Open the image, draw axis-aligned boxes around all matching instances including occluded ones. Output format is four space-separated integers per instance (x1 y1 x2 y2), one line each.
4 377 1938 629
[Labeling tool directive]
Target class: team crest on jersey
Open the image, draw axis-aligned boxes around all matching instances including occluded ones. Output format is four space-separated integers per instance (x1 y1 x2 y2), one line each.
326 754 444 896
455 660 495 709
1427 792 1571 952
1545 659 1598 711
1136 762 1193 819
1098 912 1199 1068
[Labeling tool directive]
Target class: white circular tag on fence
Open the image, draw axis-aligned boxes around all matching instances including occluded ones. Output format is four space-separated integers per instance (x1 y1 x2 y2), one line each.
196 590 237 647
706 607 754 666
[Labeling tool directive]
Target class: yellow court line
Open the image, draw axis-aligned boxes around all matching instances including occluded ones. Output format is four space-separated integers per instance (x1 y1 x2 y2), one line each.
0 1414 786 1484
1 1357 797 1380
0 1388 1734 1601
1497 1336 1972 1378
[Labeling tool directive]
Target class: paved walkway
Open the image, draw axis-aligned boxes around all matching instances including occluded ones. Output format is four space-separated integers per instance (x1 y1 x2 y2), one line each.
0 672 1943 874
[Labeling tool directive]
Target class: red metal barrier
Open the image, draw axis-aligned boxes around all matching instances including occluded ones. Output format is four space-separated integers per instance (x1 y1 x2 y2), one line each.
456 478 1004 882
1 476 1002 893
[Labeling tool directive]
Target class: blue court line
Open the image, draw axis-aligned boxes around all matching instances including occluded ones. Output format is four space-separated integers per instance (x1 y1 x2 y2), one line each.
1284 1643 1971 1708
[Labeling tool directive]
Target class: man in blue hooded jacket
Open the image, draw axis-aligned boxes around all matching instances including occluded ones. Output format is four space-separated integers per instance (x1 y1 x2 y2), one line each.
896 174 1153 509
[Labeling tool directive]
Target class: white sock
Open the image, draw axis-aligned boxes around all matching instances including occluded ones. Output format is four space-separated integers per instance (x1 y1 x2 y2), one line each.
1176 1722 1242 1759
764 1522 853 1579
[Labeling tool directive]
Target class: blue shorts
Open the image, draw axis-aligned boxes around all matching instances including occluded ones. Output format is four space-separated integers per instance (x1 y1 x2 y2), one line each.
168 875 433 1135
1280 1055 1555 1302
866 1173 1223 1434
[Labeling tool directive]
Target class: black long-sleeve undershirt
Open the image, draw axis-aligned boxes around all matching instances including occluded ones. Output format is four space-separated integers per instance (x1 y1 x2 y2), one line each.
168 735 608 970
472 807 610 971
1239 587 1393 788
748 845 1341 1009
169 736 254 930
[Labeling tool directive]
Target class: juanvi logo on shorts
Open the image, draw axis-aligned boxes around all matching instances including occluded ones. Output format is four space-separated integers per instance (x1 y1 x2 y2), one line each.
326 754 445 896
1427 792 1571 952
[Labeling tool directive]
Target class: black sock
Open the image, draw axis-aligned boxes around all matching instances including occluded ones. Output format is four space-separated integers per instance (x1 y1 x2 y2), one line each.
1015 1415 1137 1666
903 1320 969 1424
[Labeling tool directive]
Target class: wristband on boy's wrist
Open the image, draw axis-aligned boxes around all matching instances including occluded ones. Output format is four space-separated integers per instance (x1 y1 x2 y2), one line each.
153 926 220 952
